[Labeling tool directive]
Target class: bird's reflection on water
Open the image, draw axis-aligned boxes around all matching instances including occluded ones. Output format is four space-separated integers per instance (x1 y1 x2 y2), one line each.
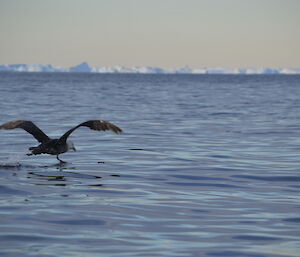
1 160 120 188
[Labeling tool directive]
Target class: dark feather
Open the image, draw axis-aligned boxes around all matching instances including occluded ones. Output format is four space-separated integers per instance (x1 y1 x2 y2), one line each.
0 120 50 143
59 120 122 142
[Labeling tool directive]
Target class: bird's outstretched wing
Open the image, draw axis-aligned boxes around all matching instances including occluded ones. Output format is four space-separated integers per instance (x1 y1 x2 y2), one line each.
0 120 50 143
59 120 122 142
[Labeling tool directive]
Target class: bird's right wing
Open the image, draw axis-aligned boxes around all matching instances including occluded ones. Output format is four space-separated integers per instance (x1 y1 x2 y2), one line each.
59 120 122 143
0 120 50 143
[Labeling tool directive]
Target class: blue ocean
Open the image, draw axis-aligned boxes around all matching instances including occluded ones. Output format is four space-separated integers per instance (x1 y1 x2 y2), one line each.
0 72 299 257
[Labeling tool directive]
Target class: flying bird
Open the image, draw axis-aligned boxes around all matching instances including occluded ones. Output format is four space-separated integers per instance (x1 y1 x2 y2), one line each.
0 120 122 163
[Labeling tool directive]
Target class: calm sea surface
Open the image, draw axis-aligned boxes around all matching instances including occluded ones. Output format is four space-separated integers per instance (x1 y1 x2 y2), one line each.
0 73 300 257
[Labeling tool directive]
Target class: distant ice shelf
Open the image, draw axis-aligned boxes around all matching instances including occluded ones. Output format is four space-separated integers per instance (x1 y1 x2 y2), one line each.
0 62 299 74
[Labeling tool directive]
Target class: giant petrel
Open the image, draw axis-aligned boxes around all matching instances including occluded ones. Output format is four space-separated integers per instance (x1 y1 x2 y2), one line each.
0 120 122 163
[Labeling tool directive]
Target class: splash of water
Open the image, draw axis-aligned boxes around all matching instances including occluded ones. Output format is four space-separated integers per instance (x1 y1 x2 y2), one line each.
0 154 24 168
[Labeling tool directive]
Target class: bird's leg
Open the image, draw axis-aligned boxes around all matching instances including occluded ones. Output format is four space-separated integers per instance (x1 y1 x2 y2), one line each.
56 155 67 164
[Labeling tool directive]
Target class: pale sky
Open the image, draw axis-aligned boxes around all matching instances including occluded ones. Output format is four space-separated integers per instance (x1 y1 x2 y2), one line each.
0 0 299 68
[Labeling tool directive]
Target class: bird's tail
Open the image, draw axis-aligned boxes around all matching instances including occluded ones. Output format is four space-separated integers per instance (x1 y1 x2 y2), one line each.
27 147 34 156
27 146 41 155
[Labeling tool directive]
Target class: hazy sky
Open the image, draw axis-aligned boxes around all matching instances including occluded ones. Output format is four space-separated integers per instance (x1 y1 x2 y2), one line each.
0 0 299 68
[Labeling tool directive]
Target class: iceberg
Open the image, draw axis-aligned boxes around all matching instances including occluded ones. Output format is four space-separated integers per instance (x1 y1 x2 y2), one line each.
0 64 65 72
69 62 91 72
0 62 299 74
278 68 300 74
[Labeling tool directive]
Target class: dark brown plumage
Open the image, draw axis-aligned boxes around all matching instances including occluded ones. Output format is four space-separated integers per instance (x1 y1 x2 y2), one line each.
0 120 122 163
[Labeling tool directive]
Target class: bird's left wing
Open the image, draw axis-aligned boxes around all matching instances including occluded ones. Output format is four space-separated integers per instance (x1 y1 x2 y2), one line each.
0 120 50 143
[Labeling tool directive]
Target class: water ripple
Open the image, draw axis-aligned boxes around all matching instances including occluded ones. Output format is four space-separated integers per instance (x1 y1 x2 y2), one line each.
0 73 300 257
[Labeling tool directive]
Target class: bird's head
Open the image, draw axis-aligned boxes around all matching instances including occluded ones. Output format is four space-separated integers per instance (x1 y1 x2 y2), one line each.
66 140 76 152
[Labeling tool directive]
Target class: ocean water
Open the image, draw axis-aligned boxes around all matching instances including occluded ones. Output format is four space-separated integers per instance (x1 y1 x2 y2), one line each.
0 72 300 257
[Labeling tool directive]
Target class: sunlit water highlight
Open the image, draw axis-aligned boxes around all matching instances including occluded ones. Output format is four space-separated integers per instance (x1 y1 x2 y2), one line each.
0 73 300 257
